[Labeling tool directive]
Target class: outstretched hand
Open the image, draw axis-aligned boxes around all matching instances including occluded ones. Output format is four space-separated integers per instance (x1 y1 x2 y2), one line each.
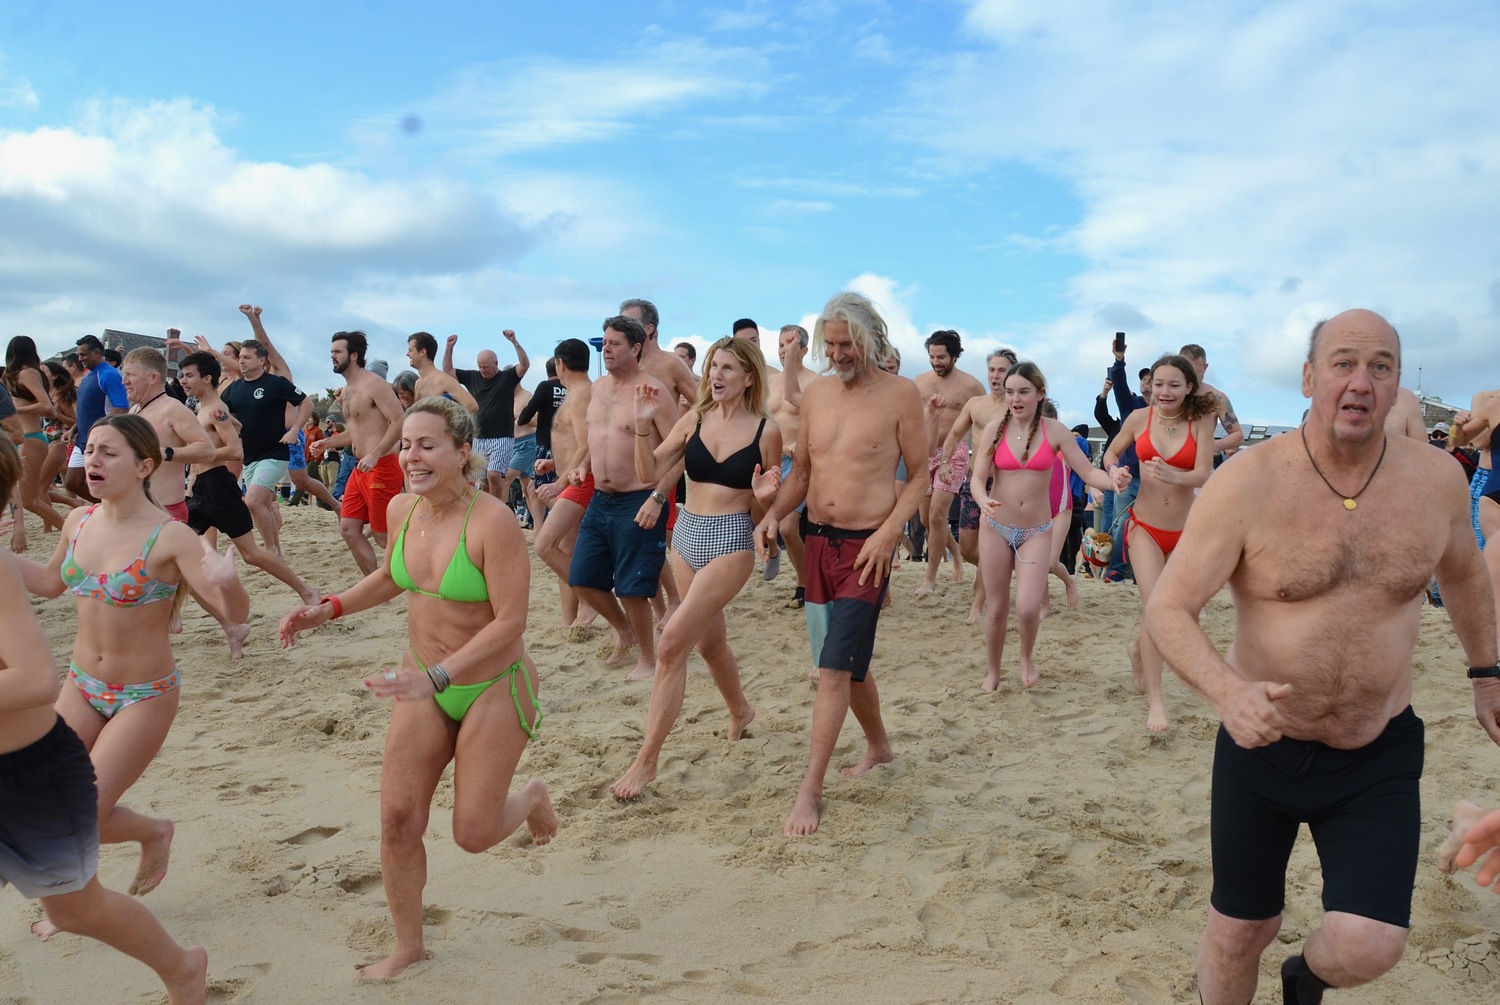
238 304 262 319
278 602 331 648
751 463 780 504
198 538 239 591
753 513 778 561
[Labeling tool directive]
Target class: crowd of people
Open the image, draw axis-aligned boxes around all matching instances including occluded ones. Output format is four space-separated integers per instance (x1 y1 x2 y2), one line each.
1 298 1499 1003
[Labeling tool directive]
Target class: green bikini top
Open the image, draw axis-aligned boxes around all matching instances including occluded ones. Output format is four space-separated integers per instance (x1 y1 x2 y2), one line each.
390 493 488 603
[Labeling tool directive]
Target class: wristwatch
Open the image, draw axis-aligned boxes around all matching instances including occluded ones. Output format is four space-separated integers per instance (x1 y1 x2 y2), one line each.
650 490 668 505
163 446 174 462
1469 665 1500 679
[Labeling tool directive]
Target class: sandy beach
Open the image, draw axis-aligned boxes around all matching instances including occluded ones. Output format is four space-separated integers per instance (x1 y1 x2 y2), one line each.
3 505 1498 1004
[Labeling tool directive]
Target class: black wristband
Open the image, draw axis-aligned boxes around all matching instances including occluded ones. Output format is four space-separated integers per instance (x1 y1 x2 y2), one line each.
163 446 174 462
1468 665 1500 679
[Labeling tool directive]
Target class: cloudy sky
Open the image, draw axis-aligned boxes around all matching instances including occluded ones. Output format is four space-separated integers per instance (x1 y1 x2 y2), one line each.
2 0 1497 423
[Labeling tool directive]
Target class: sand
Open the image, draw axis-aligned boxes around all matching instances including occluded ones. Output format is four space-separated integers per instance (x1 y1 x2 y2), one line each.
2 506 1498 1004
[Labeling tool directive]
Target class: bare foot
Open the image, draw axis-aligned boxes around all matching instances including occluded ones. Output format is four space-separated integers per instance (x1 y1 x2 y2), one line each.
599 637 636 668
625 657 655 682
1146 702 1170 734
1040 599 1053 621
299 584 321 607
980 670 1001 692
166 945 208 1005
1019 658 1040 688
951 562 963 583
966 599 984 625
914 580 935 596
841 744 895 777
1439 800 1489 873
574 605 599 627
784 793 821 837
1064 576 1080 610
728 703 756 740
30 918 61 940
806 667 820 685
224 622 250 661
1128 639 1144 692
358 948 429 982
608 761 657 801
129 819 174 896
523 779 558 844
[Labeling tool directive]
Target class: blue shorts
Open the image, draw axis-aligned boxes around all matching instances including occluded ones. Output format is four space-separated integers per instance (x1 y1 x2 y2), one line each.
534 446 557 487
568 488 668 597
287 430 307 472
779 455 806 514
0 717 100 899
508 434 538 477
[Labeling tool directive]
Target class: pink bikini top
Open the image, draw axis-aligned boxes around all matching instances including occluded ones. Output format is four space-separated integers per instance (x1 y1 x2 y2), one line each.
993 429 1057 472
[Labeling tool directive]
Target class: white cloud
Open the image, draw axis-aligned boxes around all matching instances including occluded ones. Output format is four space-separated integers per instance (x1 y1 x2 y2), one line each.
0 52 36 110
896 0 1500 419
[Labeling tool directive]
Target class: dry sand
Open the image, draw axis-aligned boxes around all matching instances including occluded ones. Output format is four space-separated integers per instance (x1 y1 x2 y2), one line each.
2 506 1498 1004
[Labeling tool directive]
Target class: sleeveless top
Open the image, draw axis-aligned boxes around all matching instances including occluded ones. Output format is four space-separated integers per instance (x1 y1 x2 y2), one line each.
684 417 766 490
60 506 179 606
1136 415 1197 469
390 493 488 602
993 428 1057 472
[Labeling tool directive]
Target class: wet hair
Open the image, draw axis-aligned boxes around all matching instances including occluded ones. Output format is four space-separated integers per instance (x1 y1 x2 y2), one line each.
924 329 963 361
692 337 770 422
603 315 647 359
993 362 1047 465
404 395 484 482
1148 354 1217 421
407 331 438 361
123 347 168 381
334 330 369 367
88 413 164 508
4 336 45 397
239 340 269 360
619 298 659 332
554 338 590 374
0 437 18 500
43 361 75 407
780 324 810 349
674 341 697 365
811 292 890 374
180 351 222 386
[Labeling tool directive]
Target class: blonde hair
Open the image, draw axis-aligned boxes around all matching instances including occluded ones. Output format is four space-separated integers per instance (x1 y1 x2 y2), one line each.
691 337 770 421
405 396 485 482
123 347 167 381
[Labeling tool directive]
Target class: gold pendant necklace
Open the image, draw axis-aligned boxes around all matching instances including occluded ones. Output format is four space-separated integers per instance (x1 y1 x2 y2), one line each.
1300 426 1386 511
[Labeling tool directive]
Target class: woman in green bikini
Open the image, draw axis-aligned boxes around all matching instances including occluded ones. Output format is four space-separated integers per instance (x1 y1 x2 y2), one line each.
277 395 557 981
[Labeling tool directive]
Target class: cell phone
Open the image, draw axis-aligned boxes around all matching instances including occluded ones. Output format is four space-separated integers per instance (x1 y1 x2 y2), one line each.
1113 331 1126 352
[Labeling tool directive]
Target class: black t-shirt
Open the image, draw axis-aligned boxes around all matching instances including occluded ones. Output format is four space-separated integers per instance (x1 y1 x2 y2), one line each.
222 373 306 464
456 367 521 438
517 379 566 450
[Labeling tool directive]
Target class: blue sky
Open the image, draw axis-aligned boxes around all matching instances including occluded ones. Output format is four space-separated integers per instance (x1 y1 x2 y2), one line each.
2 0 1498 423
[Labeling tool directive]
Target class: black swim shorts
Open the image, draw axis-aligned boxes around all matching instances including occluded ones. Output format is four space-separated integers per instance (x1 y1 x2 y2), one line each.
1209 706 1423 928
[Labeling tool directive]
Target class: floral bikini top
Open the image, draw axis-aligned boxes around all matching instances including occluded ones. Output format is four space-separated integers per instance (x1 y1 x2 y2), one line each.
59 506 179 607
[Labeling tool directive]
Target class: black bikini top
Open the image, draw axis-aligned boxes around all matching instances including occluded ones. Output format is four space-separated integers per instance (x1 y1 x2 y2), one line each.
684 417 765 490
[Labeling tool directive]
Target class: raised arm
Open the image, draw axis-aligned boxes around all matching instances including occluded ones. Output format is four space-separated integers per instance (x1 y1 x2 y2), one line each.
442 334 458 377
240 305 294 380
1094 383 1119 441
504 330 529 380
633 385 691 484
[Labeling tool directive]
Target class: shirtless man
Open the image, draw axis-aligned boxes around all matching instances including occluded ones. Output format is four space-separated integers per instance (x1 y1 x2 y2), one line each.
765 324 814 604
1146 309 1500 1005
619 299 696 611
937 348 1016 621
121 349 215 525
406 332 479 413
754 292 926 837
177 353 320 613
534 340 593 627
1179 344 1245 457
914 330 985 594
1384 385 1427 440
567 316 678 680
315 332 405 576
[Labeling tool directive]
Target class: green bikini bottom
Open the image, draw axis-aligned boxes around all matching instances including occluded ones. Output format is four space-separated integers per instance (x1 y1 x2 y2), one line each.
415 654 543 740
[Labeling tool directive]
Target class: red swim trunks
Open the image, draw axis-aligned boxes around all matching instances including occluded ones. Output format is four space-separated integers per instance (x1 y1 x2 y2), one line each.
341 454 403 534
163 500 190 524
560 471 595 508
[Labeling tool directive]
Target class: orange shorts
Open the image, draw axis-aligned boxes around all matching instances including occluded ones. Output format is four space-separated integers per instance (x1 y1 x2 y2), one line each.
341 454 402 533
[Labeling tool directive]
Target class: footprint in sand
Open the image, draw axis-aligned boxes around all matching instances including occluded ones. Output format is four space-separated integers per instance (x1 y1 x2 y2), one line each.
278 825 340 846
